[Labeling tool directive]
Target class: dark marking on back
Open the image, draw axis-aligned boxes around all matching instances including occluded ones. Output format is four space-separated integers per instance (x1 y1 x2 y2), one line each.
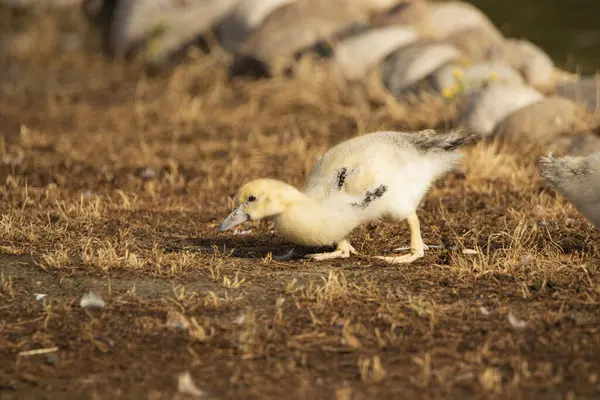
351 185 388 209
336 167 348 190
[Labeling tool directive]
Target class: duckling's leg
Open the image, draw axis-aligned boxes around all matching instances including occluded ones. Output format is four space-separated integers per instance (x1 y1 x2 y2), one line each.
375 212 425 264
305 239 357 261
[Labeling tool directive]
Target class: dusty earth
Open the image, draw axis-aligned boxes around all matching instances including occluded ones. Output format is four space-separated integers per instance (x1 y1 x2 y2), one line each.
1 16 600 400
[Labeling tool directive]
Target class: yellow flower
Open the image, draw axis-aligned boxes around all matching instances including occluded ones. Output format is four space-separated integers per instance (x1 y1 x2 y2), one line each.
489 71 499 81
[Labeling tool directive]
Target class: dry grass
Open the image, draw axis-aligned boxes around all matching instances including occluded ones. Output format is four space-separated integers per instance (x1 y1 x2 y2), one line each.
1 12 600 400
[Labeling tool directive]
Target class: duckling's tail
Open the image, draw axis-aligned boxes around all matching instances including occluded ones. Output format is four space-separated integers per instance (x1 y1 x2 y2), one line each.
414 129 481 151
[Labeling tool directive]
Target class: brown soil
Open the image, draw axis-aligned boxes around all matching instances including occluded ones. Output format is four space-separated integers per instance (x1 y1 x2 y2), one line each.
1 16 600 400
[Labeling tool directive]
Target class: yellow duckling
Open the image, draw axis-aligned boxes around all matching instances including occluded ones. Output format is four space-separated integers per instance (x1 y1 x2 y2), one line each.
218 129 477 263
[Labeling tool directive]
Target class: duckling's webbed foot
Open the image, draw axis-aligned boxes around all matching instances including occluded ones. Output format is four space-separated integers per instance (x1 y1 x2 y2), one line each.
377 212 426 264
305 239 357 261
375 250 424 264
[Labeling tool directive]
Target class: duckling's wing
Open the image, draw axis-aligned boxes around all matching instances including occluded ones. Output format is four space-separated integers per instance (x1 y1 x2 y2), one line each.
303 129 478 203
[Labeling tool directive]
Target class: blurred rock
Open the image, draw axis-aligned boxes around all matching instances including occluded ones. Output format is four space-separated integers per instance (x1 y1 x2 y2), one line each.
332 25 418 81
501 38 555 88
216 0 296 53
425 1 496 38
493 96 592 145
460 83 544 136
557 75 600 112
232 0 400 76
370 0 429 27
0 0 82 7
445 24 504 62
547 134 600 158
431 61 523 96
109 0 239 65
381 41 462 95
539 151 600 230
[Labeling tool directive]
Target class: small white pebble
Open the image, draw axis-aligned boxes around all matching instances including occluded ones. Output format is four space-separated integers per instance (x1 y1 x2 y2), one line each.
166 311 189 330
233 229 252 236
139 167 157 180
234 314 245 325
518 254 532 266
177 371 205 398
80 291 105 309
479 306 491 315
508 311 527 329
34 293 47 301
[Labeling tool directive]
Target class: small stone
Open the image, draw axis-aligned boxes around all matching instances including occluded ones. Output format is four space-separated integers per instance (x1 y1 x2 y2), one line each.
45 353 59 366
177 371 205 398
556 75 600 112
502 38 555 88
493 96 591 146
139 167 157 180
426 1 496 38
166 311 189 330
508 311 527 329
444 24 505 62
460 83 543 136
381 41 462 95
80 291 105 309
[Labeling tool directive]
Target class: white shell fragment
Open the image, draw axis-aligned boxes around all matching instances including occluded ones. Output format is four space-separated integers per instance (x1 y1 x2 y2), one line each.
80 291 106 309
508 311 527 329
177 371 205 398
276 297 286 307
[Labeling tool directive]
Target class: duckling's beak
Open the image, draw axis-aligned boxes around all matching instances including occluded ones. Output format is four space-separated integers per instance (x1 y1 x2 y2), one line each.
217 205 249 232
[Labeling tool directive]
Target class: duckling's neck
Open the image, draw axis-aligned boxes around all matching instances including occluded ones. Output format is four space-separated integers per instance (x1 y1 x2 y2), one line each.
273 187 361 248
271 181 308 209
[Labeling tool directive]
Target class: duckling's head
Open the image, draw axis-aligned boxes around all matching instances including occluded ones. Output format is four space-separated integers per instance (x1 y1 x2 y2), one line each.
217 178 302 232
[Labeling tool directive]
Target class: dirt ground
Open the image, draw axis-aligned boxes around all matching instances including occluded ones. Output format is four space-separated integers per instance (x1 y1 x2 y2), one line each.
1 25 600 400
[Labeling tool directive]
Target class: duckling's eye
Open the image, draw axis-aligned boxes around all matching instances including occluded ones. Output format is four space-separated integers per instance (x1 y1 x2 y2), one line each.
248 195 257 202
